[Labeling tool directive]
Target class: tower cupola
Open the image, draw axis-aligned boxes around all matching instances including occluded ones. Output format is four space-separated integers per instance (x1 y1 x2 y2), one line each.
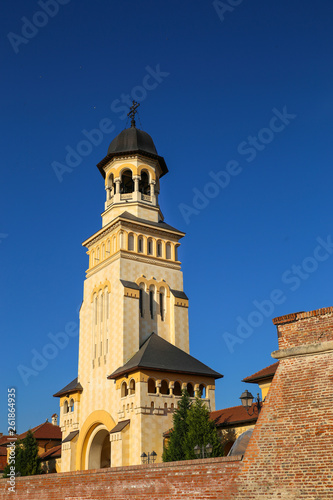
97 102 168 226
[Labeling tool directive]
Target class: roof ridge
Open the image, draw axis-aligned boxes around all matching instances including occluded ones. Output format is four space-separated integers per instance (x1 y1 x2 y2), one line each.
210 404 244 414
242 361 279 382
17 421 45 439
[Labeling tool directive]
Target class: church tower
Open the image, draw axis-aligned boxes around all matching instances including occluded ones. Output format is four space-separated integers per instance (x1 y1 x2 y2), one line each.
54 103 222 471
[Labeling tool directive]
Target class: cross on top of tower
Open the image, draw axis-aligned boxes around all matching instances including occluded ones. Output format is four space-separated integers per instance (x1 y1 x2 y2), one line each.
128 100 140 128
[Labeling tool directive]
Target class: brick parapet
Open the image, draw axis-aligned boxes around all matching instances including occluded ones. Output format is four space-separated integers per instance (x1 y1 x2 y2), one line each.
0 455 243 500
273 306 333 350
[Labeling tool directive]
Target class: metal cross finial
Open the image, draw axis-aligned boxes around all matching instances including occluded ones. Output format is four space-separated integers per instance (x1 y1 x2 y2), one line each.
128 100 140 127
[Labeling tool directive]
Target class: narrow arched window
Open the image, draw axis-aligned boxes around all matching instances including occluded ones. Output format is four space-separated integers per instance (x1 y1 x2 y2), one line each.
105 291 109 320
94 296 98 325
148 378 156 394
147 238 153 255
128 234 134 251
199 384 206 398
149 288 154 319
187 383 194 397
129 379 135 395
138 237 143 253
139 171 150 195
166 243 171 260
139 288 144 317
121 382 128 398
120 170 134 193
160 380 169 395
159 287 165 321
64 400 69 414
173 381 182 396
100 292 103 323
157 241 162 257
69 399 74 412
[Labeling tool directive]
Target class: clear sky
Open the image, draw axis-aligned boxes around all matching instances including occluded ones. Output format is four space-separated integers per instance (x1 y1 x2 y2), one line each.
1 0 333 433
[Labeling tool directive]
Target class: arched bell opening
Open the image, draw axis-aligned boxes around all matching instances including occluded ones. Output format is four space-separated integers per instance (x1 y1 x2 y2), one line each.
139 171 150 195
120 169 134 194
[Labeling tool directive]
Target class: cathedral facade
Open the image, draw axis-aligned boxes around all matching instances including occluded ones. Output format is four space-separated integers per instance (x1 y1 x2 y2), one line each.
54 107 222 471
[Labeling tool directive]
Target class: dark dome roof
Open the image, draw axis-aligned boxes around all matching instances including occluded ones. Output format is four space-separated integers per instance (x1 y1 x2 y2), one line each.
107 126 158 156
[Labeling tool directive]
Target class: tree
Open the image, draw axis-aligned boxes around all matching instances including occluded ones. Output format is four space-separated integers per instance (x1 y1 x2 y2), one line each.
183 397 223 460
163 391 223 462
3 430 41 477
162 390 191 462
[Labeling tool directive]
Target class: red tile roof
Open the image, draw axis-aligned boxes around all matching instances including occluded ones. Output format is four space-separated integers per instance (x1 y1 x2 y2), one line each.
163 404 258 437
0 436 14 448
39 444 61 461
0 448 7 456
242 362 279 384
17 422 62 441
210 405 259 427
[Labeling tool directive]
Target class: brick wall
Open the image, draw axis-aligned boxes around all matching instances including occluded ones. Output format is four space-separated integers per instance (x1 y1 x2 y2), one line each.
0 455 242 500
236 307 333 499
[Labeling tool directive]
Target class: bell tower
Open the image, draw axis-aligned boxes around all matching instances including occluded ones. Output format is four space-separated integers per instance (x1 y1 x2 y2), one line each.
54 104 222 471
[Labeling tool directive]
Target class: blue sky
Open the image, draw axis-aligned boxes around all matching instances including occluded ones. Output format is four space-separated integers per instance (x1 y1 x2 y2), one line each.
1 0 333 432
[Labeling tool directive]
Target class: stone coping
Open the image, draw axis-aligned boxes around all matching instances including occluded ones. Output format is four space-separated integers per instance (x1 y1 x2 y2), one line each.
272 340 333 359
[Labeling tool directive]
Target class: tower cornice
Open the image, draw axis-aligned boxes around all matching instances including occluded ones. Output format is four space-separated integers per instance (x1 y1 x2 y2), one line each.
82 213 185 249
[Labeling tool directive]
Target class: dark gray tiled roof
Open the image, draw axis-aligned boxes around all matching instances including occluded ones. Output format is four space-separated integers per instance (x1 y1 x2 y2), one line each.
108 127 158 156
62 431 79 443
110 420 130 434
53 378 83 398
170 289 189 300
108 333 223 380
120 280 140 290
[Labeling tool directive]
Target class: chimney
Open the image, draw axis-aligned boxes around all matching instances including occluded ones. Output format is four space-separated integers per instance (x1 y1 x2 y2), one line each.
51 413 58 426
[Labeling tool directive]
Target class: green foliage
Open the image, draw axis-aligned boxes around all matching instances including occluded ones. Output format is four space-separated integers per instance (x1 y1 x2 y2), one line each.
163 391 223 462
3 430 41 477
183 397 223 460
162 390 191 462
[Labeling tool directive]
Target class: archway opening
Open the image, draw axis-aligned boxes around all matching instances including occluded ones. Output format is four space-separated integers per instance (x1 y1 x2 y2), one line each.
139 171 150 195
88 428 111 470
120 170 134 194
